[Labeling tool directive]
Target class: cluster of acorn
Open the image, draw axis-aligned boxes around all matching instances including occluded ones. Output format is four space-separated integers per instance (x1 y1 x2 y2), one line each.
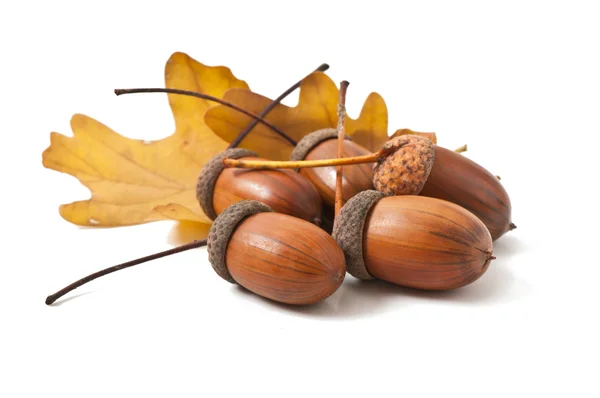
46 71 513 307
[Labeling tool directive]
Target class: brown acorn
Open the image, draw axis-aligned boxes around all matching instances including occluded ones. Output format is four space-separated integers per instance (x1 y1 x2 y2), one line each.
373 135 513 240
197 148 323 225
45 201 346 306
289 128 374 208
208 200 346 305
332 190 494 290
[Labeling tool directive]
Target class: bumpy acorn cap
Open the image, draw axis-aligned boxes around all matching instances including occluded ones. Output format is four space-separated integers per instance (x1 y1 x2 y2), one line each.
290 128 352 165
332 190 387 280
197 148 257 220
207 200 273 284
373 135 435 195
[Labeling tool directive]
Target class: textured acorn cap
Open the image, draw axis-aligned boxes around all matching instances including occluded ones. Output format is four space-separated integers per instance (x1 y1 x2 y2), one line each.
331 190 386 280
197 148 257 220
373 135 435 195
207 200 273 284
290 128 352 164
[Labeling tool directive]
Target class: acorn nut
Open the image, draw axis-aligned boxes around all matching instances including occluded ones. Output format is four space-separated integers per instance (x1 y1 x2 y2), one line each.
197 148 323 225
208 200 346 304
332 190 494 290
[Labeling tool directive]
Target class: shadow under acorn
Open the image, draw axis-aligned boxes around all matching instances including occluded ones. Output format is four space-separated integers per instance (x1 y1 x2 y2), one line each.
229 233 530 319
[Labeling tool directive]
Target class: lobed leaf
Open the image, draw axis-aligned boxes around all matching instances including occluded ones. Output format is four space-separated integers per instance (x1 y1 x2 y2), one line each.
42 52 249 228
204 72 390 160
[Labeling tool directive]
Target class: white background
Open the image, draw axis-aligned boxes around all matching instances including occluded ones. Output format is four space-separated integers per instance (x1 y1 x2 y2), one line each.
1 1 599 397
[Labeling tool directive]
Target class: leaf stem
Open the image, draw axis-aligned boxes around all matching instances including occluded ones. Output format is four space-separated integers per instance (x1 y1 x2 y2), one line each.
228 63 329 149
335 80 349 217
114 88 296 146
45 239 207 305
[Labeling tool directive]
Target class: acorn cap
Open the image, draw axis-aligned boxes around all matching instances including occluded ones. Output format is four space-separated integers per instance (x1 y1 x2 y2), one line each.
373 135 435 195
290 128 352 164
331 190 386 280
197 148 257 220
207 200 273 284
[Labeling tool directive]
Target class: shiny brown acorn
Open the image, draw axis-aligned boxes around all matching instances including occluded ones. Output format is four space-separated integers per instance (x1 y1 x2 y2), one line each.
197 148 323 225
373 135 513 240
332 190 494 290
289 128 374 208
212 201 346 305
45 201 346 306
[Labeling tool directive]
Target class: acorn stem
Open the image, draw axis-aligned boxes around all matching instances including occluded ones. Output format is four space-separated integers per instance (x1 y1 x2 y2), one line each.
223 142 404 169
45 239 207 306
228 63 329 149
454 144 468 153
335 80 349 217
114 88 296 146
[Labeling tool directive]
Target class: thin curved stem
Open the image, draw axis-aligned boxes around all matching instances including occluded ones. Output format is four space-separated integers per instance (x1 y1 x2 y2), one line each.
228 63 329 149
114 88 296 146
45 239 207 305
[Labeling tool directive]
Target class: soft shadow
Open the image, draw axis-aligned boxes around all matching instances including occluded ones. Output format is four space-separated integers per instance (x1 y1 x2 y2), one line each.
229 277 402 320
47 291 94 306
229 248 531 316
167 221 210 245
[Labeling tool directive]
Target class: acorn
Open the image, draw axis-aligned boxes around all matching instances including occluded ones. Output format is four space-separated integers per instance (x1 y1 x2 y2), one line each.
45 200 346 306
209 200 345 304
289 128 374 208
197 148 323 225
332 190 494 290
373 135 513 240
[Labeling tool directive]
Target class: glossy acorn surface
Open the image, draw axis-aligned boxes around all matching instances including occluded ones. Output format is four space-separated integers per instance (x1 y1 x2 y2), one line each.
419 145 512 241
212 205 346 305
364 195 494 290
214 156 323 224
333 191 494 291
198 148 323 225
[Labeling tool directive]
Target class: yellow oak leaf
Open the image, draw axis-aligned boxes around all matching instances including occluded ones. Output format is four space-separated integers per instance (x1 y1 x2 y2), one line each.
204 71 389 160
42 52 249 227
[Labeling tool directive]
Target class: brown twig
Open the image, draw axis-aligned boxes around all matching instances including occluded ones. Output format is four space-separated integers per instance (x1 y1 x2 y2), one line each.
335 81 350 217
45 239 207 305
228 63 329 149
114 88 296 146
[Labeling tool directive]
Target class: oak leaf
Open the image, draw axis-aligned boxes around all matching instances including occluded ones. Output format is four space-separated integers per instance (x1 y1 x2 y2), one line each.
42 52 248 227
204 71 389 160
